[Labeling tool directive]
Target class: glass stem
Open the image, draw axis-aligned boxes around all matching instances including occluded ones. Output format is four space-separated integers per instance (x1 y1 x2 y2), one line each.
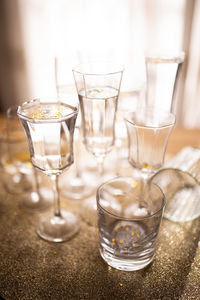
33 169 40 193
74 126 81 179
96 156 104 176
51 175 61 217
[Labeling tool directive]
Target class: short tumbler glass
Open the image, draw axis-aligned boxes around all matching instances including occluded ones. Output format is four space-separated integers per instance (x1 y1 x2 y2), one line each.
97 176 165 271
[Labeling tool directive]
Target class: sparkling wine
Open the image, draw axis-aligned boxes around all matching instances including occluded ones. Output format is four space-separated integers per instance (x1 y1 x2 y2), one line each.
78 87 118 158
17 99 80 242
19 103 78 176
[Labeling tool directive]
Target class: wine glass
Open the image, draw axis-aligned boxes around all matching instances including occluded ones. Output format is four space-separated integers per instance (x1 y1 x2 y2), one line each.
73 62 124 225
17 98 79 242
124 106 175 181
0 107 32 194
5 105 53 211
55 56 97 199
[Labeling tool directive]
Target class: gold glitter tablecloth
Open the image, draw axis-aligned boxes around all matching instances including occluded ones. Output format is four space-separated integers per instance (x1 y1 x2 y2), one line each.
0 125 200 300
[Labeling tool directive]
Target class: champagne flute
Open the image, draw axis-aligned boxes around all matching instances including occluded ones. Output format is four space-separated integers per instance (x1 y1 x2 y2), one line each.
17 98 79 242
55 56 97 199
73 62 124 225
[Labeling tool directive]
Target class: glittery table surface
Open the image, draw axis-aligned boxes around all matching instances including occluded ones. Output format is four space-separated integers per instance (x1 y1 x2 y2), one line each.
0 125 200 300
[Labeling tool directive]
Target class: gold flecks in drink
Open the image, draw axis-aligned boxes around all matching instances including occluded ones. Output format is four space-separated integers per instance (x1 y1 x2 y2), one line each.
141 162 151 169
29 110 46 120
29 108 64 120
115 227 121 232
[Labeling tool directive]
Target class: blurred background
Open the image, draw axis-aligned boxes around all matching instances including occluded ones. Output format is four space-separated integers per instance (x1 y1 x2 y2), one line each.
0 0 199 127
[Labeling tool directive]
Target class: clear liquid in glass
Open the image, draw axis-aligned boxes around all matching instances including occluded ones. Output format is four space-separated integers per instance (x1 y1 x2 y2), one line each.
78 87 118 158
19 103 77 176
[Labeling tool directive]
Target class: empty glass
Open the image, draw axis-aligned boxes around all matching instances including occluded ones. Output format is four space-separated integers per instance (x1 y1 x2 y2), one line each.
55 55 97 200
114 83 146 176
97 176 165 271
0 106 32 194
17 99 79 242
125 107 175 180
151 147 200 222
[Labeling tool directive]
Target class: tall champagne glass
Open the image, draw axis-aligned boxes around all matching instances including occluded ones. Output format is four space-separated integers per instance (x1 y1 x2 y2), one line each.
73 62 124 174
55 56 97 199
73 62 124 225
17 98 79 242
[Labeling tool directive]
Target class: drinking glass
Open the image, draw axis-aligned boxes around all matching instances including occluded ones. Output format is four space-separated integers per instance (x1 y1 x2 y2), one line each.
114 83 146 176
17 99 79 242
0 107 32 194
73 62 124 224
151 147 200 222
97 176 165 271
125 107 175 181
55 56 97 199
5 105 53 211
73 62 124 174
59 127 99 200
145 52 185 113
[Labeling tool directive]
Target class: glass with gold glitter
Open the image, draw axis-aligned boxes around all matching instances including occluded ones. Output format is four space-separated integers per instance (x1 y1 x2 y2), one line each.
17 98 79 242
124 107 175 181
97 176 165 271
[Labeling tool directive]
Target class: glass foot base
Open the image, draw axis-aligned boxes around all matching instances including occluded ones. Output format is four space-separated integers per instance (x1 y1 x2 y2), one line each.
36 210 80 242
19 187 53 212
60 176 95 200
59 168 99 200
100 247 154 271
4 173 32 194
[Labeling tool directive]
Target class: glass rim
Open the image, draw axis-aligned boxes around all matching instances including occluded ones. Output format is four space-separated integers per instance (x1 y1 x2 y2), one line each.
124 108 176 129
150 167 199 185
96 176 166 221
72 61 125 76
17 99 79 123
145 51 185 64
7 105 19 117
